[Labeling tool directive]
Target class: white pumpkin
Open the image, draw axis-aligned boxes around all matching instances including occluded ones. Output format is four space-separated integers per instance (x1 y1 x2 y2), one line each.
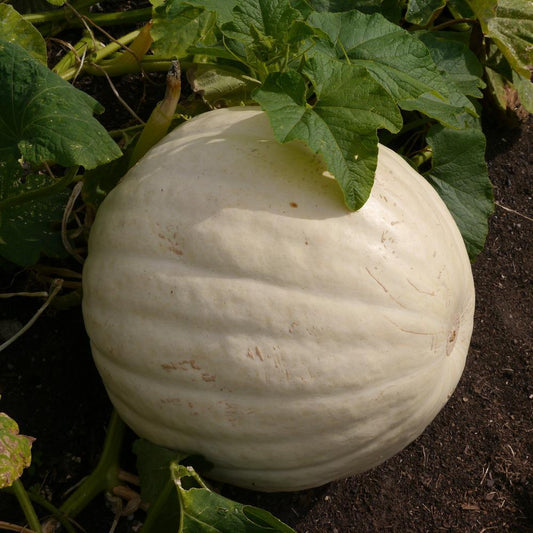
82 107 474 492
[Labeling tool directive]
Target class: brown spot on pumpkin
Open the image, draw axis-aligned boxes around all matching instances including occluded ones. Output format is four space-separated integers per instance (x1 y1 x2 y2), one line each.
161 362 180 371
446 328 458 356
202 373 216 382
183 359 201 370
158 230 184 256
290 202 298 208
162 359 201 371
160 397 181 404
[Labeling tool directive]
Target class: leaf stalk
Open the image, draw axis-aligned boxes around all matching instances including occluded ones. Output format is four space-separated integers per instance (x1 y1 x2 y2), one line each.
23 6 152 29
10 479 42 533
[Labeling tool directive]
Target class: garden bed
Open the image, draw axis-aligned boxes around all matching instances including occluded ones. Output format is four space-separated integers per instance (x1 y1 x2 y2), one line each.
0 115 530 531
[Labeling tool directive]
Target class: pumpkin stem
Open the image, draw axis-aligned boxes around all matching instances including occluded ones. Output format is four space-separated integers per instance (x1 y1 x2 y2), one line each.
130 60 182 166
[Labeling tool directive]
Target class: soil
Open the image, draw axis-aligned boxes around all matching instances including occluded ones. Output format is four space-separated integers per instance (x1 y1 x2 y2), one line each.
0 64 531 532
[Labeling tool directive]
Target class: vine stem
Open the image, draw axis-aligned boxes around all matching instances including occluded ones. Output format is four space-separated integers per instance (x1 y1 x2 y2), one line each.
432 17 476 31
0 279 63 353
10 479 41 532
24 489 78 533
410 147 433 169
23 6 152 28
58 410 125 519
56 28 139 80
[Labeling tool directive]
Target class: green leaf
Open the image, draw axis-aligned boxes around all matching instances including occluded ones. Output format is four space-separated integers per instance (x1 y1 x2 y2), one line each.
0 4 47 64
0 40 121 169
254 54 402 210
82 132 142 208
417 31 485 98
424 123 494 260
220 0 304 75
303 0 402 22
151 0 217 57
0 40 120 265
133 439 189 505
307 10 473 128
134 440 293 533
405 0 446 26
0 170 70 266
172 464 296 532
466 0 533 78
0 413 34 489
222 0 300 43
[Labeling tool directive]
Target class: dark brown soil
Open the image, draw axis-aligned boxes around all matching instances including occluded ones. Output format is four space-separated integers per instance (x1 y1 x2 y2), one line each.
0 115 531 531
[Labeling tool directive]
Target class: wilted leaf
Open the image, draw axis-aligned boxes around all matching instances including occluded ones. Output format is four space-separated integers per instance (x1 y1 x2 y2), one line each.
188 64 260 107
466 0 533 78
0 413 34 489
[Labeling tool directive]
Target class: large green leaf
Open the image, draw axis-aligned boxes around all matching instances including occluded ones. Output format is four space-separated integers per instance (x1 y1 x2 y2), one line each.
418 31 485 98
151 0 217 57
0 4 47 64
254 54 402 210
424 123 494 260
172 464 296 532
307 10 474 128
466 0 533 78
134 439 294 532
0 40 120 265
0 40 121 169
0 413 33 489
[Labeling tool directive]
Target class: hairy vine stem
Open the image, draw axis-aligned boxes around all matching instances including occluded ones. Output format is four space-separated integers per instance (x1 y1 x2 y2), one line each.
0 280 64 353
